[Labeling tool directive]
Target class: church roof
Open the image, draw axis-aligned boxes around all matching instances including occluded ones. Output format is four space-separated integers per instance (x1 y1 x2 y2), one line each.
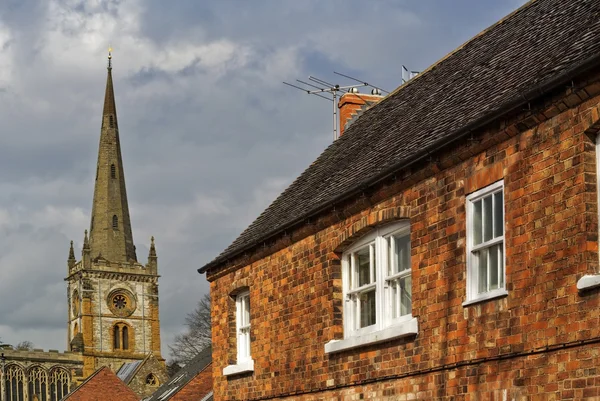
61 366 139 401
200 0 600 274
143 346 212 401
88 55 137 263
116 360 143 384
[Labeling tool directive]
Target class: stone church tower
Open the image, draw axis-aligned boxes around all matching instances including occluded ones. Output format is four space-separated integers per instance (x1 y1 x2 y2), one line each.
65 52 163 378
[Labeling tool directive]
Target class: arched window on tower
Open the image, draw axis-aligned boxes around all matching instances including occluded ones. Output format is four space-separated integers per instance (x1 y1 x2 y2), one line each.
113 323 131 351
109 115 114 128
110 164 116 179
112 215 118 230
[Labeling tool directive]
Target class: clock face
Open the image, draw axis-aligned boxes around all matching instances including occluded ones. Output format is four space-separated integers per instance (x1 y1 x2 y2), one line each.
72 290 80 317
107 289 136 317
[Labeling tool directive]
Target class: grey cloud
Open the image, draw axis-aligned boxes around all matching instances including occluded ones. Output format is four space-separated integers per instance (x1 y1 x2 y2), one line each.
0 0 527 355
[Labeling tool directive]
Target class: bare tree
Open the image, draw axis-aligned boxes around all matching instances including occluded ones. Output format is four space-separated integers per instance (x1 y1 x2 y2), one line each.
15 341 34 351
168 293 211 366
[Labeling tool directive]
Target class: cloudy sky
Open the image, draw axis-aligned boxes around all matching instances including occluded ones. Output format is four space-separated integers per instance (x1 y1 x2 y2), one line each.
0 0 526 357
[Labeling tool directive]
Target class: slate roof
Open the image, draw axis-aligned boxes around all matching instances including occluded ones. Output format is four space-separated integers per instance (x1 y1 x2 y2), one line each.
143 346 212 401
200 0 600 273
116 360 143 384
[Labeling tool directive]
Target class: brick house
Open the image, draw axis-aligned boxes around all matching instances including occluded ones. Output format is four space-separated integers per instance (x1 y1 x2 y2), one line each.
199 0 600 399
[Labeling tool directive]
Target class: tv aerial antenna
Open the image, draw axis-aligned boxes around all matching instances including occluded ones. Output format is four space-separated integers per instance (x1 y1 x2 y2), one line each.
284 72 389 141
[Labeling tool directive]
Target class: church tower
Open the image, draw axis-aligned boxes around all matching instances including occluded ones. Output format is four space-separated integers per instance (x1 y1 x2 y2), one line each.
65 51 163 377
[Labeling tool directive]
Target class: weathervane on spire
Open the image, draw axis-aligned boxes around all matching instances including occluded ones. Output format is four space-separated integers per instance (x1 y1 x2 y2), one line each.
108 46 113 70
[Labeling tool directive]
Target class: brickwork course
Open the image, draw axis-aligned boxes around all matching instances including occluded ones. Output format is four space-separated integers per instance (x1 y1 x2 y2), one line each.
201 0 600 400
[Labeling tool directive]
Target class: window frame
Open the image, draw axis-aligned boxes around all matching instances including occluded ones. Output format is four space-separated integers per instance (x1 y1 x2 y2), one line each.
223 290 254 376
235 290 251 363
326 221 418 353
112 323 131 351
464 180 507 305
577 133 600 290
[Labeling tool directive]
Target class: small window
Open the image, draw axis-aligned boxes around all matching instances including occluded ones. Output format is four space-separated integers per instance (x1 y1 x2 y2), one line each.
465 180 506 304
112 215 118 229
236 291 251 363
145 373 158 386
113 323 130 351
109 115 114 128
110 164 116 179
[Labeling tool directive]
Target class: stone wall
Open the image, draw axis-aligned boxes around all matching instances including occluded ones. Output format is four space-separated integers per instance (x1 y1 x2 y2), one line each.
207 71 600 400
66 262 161 377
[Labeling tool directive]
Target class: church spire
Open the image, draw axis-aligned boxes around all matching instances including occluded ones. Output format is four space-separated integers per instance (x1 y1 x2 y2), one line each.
88 49 137 263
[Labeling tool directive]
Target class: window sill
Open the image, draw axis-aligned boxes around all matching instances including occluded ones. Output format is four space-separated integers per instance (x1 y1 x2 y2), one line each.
324 317 418 354
223 359 254 376
462 289 508 307
577 274 600 291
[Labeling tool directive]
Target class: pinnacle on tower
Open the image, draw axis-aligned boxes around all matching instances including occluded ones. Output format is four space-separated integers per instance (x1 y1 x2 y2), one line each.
149 236 157 259
68 240 76 269
88 51 137 263
147 236 157 271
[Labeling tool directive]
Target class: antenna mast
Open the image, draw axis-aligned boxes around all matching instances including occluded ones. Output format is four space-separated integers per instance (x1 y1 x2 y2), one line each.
284 73 388 141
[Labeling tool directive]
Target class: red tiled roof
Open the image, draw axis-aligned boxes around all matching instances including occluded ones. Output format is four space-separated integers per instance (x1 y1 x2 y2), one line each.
62 367 139 401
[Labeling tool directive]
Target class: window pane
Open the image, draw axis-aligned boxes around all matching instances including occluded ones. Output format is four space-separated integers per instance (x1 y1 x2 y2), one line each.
391 280 399 318
477 248 488 294
499 245 504 288
483 195 493 242
473 200 482 245
359 290 376 328
370 244 376 282
238 332 247 360
347 254 353 289
395 234 411 273
357 247 371 286
494 191 503 238
387 237 393 276
399 275 412 316
243 296 250 326
489 244 499 290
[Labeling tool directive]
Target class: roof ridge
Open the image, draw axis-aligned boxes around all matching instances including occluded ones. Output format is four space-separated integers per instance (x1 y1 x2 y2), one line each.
199 0 600 274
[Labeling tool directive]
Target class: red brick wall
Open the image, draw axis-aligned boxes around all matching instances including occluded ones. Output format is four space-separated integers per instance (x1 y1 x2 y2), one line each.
338 93 382 136
208 77 600 400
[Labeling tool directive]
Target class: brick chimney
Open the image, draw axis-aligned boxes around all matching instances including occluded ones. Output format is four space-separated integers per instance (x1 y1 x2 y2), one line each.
338 91 383 136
